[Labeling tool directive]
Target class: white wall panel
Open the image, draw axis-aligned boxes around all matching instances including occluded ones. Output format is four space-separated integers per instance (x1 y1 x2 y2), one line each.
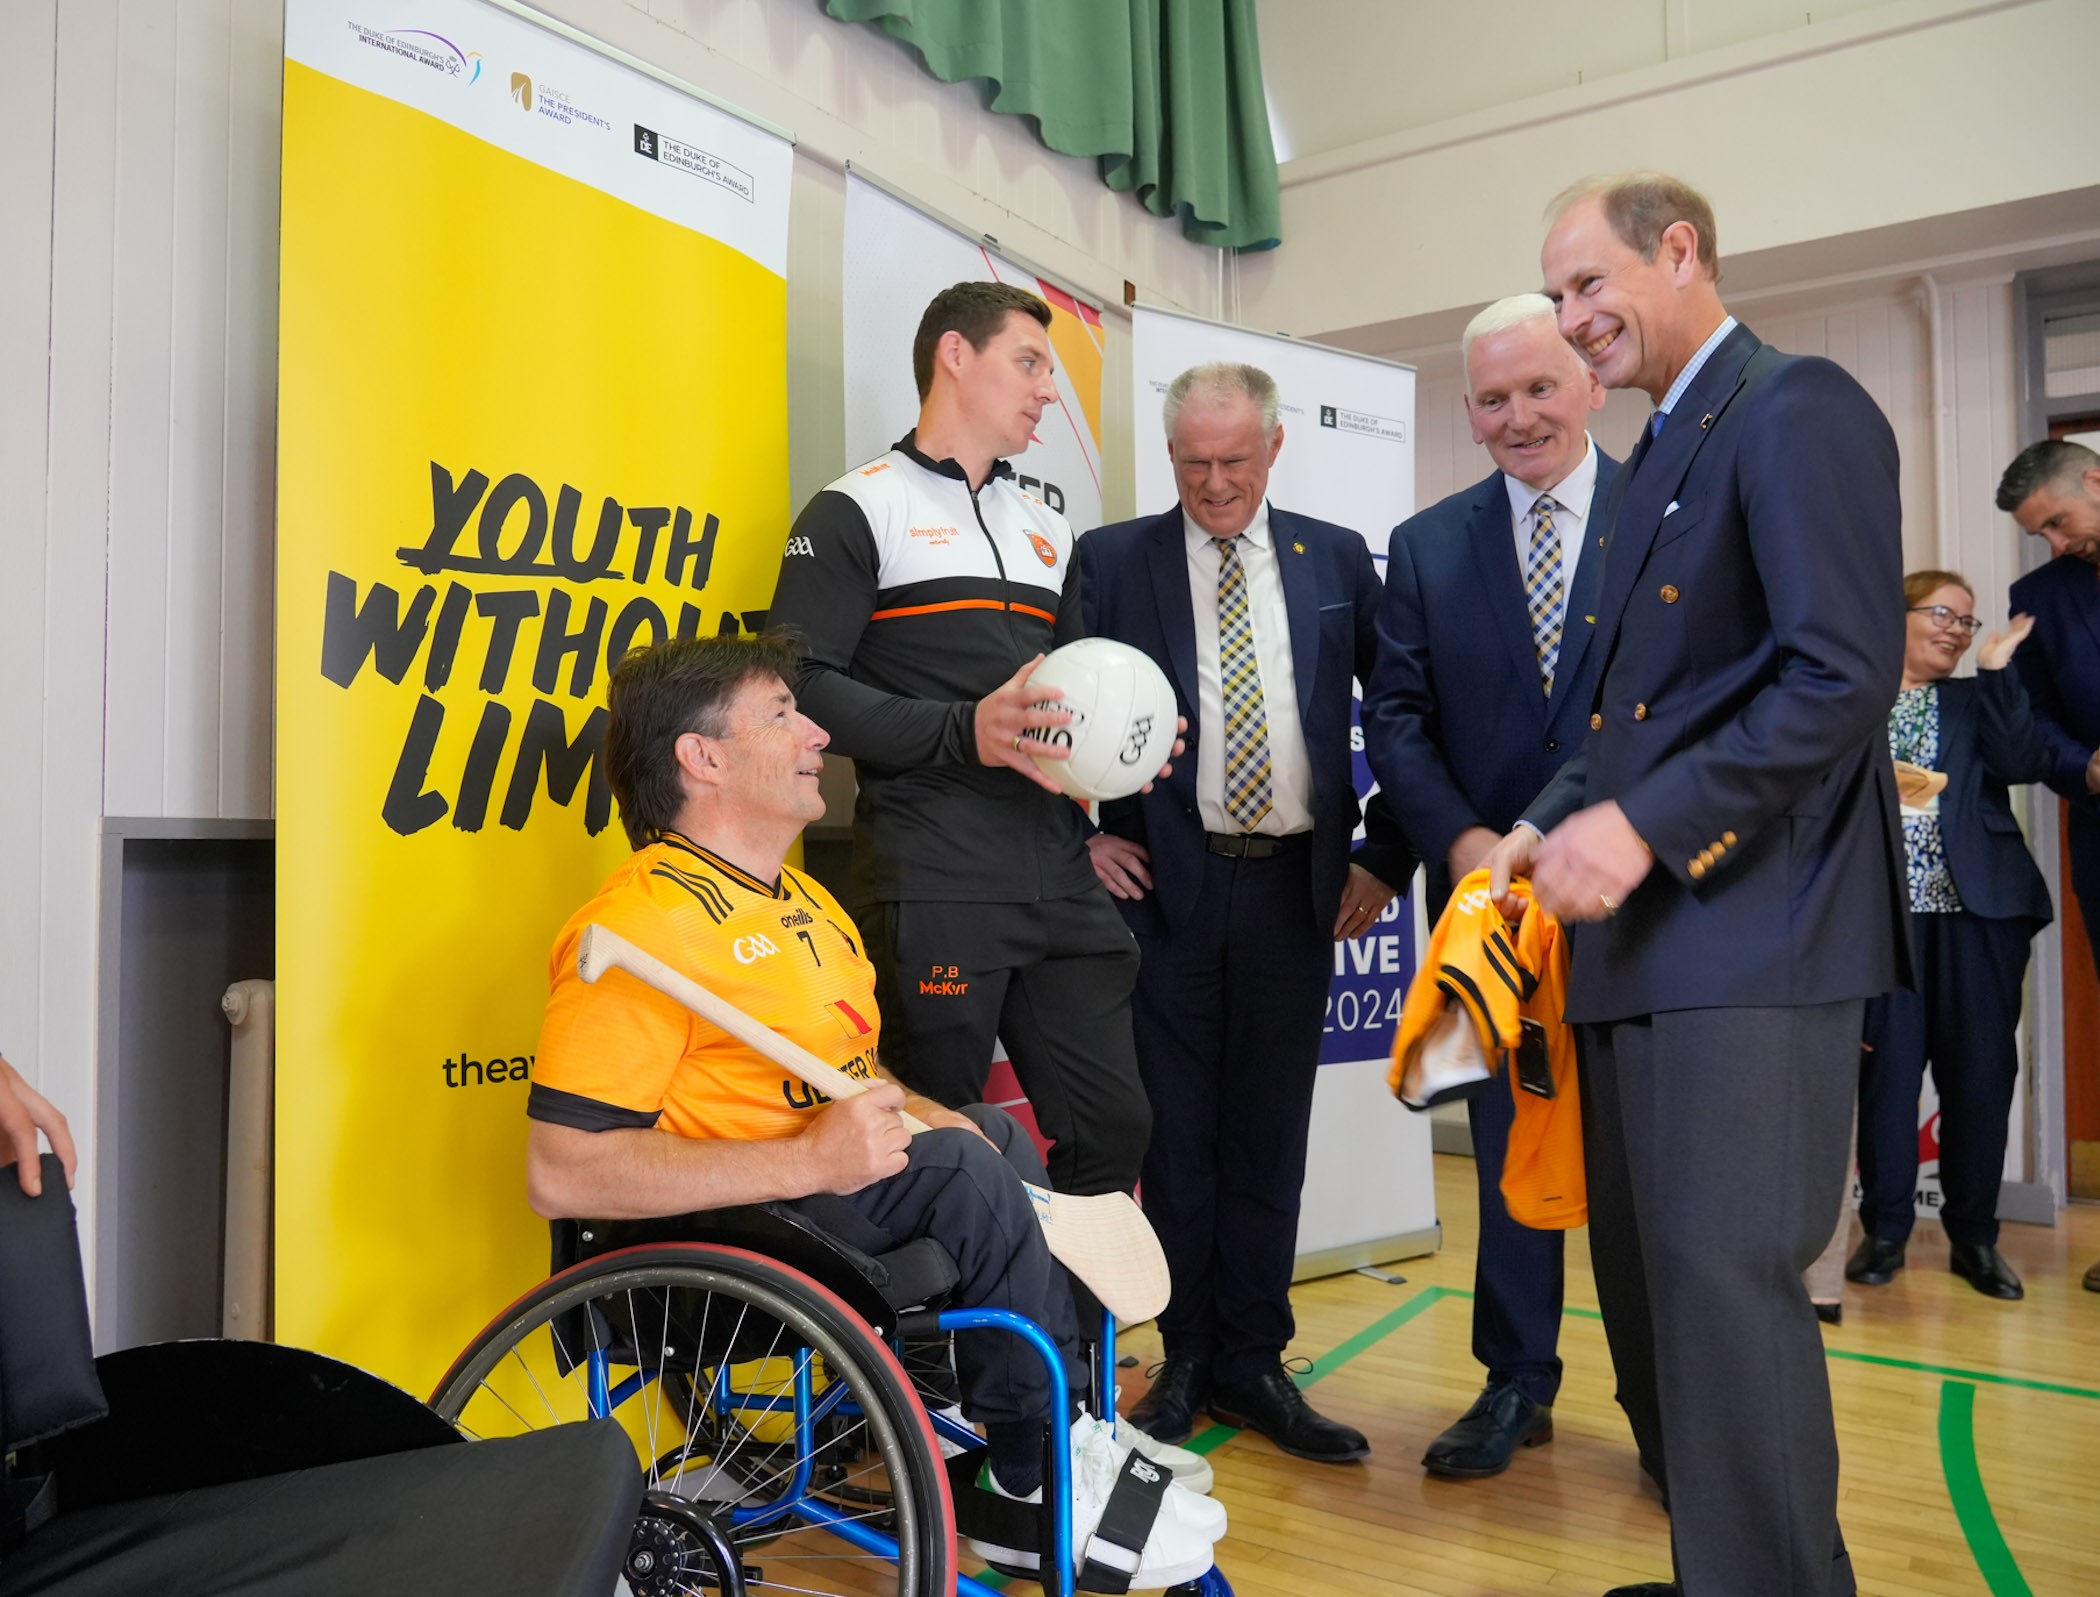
164 0 235 818
0 0 62 1148
102 0 180 819
218 0 284 821
36 0 125 1284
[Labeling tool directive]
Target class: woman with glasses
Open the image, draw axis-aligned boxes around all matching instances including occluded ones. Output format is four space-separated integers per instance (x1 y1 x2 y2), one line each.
1846 570 2054 1301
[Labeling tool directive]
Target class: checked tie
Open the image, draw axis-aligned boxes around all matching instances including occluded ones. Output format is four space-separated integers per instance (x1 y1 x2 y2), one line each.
1216 536 1274 830
1525 496 1565 698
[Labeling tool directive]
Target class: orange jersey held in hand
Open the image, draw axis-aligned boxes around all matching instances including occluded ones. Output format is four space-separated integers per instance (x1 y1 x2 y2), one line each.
1390 869 1586 1230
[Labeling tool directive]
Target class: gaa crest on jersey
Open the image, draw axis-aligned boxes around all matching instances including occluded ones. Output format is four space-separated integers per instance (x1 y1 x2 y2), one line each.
1027 531 1058 567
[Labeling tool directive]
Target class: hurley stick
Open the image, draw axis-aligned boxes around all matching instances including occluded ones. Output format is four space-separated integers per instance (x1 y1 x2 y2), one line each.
577 923 1171 1324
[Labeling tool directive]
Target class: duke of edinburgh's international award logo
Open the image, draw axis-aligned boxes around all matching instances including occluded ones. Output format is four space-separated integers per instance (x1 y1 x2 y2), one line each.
510 72 533 111
1027 532 1057 567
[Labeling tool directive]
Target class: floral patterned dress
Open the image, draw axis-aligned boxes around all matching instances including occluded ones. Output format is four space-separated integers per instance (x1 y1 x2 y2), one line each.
1889 682 1963 914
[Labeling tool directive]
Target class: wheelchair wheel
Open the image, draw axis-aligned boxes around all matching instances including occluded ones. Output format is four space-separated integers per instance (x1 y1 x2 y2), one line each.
432 1242 955 1596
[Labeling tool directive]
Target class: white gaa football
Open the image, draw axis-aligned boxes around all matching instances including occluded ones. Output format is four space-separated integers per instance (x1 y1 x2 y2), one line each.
1020 638 1178 803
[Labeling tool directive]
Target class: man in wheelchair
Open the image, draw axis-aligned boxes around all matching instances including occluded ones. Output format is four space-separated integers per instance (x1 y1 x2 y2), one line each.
525 632 1225 1589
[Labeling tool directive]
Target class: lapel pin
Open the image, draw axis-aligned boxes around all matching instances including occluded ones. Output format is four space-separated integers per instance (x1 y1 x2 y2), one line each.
1700 413 1714 430
1292 541 1305 554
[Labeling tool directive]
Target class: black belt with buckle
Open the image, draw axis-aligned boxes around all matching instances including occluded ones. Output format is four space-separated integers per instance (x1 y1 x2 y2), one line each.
1204 830 1307 859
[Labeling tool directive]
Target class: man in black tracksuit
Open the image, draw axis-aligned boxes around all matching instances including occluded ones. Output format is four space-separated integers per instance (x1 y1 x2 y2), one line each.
768 281 1155 1200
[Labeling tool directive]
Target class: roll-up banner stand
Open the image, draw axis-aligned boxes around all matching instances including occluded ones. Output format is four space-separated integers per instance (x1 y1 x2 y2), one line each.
1131 305 1437 1277
842 171 1106 537
276 0 794 1392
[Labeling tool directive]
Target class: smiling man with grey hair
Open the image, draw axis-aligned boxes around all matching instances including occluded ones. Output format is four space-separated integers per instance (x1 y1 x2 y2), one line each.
1363 292 1614 1483
1076 361 1413 1464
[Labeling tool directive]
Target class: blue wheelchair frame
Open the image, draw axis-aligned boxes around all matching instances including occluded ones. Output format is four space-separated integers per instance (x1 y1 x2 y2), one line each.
579 1299 1232 1597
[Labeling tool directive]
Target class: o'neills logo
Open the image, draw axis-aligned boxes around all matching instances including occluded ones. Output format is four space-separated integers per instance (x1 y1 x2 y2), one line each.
1027 532 1057 567
510 72 533 110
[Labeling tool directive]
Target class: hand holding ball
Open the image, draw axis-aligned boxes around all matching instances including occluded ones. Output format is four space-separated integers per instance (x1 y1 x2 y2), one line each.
1018 639 1179 802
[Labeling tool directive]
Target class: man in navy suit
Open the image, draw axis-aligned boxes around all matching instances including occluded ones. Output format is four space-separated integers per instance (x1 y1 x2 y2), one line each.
1362 293 1613 1480
1994 437 2100 1294
1078 363 1414 1463
1488 173 1909 1597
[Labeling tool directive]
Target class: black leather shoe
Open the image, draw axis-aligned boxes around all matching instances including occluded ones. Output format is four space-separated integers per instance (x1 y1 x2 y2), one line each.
1845 1236 1906 1284
1208 1366 1369 1463
1127 1354 1209 1445
1949 1241 2024 1300
1814 1300 1843 1325
1603 1585 1678 1595
1421 1381 1552 1478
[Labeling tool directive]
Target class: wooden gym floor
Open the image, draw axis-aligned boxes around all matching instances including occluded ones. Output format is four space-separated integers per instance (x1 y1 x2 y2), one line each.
1017 1154 2100 1597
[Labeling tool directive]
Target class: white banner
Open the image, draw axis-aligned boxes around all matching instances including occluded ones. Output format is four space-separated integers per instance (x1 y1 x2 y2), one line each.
285 0 790 274
842 175 1104 530
1131 306 1433 1270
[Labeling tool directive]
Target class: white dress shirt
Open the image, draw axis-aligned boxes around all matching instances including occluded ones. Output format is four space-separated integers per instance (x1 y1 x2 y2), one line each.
1503 435 1598 601
1185 502 1315 836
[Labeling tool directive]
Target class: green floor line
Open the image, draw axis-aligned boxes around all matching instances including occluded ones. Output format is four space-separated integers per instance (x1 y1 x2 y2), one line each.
1828 1347 2100 1402
1299 1284 1466 1386
1939 1381 2033 1597
986 1278 2069 1591
1450 1285 2098 1398
1180 1283 1464 1456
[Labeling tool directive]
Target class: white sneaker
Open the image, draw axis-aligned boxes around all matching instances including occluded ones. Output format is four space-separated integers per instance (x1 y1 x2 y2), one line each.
1083 1413 1224 1538
967 1415 1221 1589
1112 1387 1217 1496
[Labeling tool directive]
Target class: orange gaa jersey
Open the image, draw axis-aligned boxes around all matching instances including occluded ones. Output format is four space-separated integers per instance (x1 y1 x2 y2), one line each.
1389 871 1585 1230
530 832 881 1143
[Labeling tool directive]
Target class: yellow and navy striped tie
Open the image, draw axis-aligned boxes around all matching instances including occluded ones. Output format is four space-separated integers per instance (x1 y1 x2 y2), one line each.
1217 536 1273 829
1524 497 1565 698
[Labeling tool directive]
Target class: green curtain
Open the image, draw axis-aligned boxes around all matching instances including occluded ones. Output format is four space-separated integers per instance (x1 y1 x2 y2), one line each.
824 0 1282 251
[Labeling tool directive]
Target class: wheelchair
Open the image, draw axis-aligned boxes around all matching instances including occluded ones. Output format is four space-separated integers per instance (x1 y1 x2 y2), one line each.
433 1204 1236 1597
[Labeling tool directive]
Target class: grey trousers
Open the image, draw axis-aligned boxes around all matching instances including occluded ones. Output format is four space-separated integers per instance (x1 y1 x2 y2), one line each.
1583 1003 1862 1597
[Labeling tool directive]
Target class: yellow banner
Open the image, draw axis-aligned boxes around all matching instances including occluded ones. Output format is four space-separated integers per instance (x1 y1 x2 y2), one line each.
275 27 790 1395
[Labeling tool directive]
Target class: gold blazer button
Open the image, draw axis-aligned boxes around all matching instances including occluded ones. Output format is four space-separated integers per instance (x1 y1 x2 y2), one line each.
1660 585 1680 603
1590 712 1603 731
1634 703 1649 720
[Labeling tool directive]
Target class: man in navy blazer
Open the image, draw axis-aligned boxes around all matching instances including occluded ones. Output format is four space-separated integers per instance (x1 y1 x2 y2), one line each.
1078 362 1414 1464
1362 293 1614 1481
1994 437 2100 1293
1489 174 1909 1597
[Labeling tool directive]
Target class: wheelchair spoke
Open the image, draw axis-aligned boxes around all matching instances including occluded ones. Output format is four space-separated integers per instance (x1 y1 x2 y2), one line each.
664 1285 720 1487
433 1248 954 1596
505 1341 562 1425
476 1372 540 1436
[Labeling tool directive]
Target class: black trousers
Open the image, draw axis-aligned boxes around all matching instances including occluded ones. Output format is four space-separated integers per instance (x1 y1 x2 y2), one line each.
1468 1075 1565 1406
861 888 1151 1198
1127 841 1330 1386
1858 911 2032 1248
1583 1003 1860 1597
794 1104 1085 1429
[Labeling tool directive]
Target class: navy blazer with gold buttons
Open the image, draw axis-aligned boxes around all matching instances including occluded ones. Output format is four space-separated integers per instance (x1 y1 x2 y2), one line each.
1524 322 1914 1024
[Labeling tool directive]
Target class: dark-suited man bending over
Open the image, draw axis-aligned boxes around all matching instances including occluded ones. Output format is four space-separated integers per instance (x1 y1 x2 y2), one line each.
1079 363 1414 1463
1488 172 1909 1597
1363 293 1614 1480
1994 437 2100 1295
